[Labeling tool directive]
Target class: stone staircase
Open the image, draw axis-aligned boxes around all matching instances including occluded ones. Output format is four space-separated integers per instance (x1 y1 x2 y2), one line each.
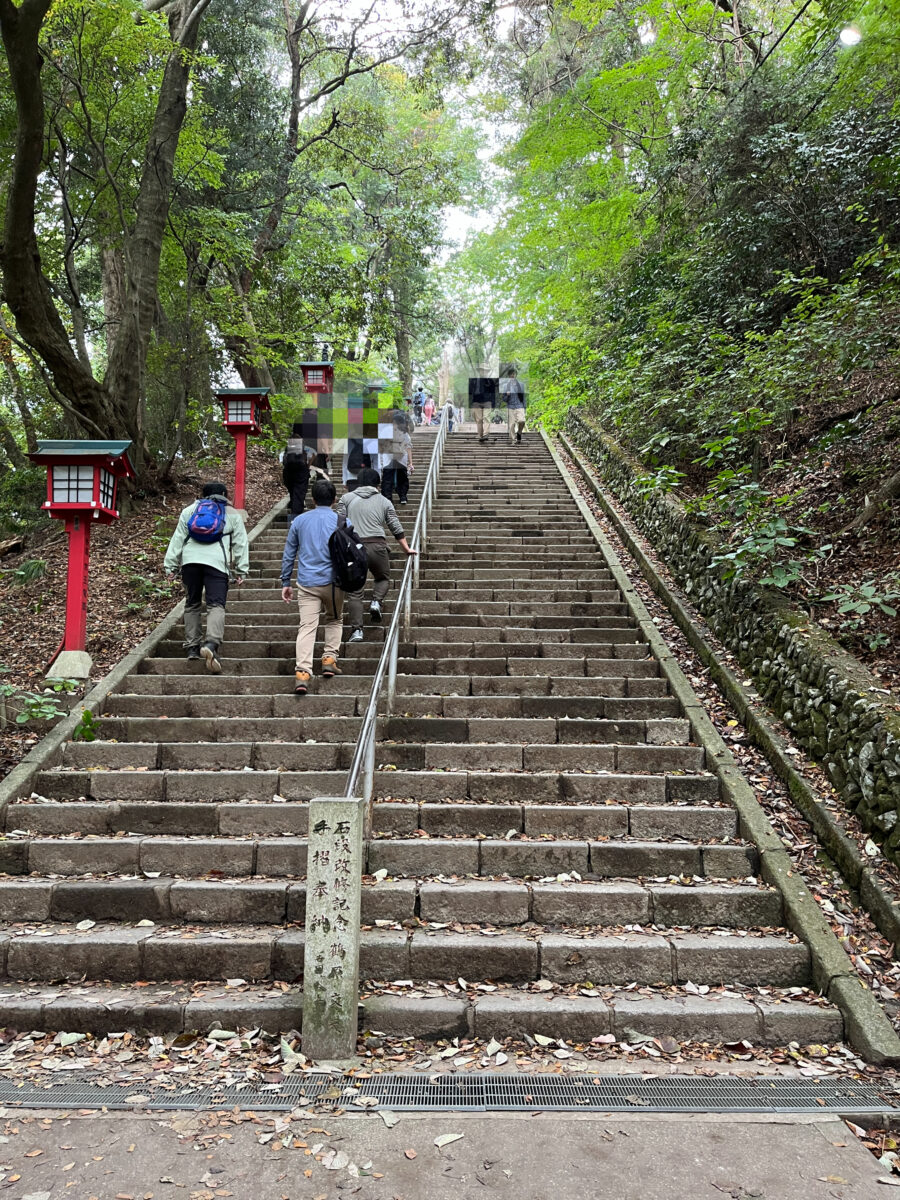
0 431 844 1048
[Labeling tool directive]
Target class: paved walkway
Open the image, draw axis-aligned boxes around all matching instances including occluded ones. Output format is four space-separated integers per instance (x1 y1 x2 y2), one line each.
0 1110 888 1198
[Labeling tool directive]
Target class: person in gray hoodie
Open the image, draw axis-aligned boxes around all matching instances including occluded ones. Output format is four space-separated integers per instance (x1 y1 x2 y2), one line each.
336 467 416 642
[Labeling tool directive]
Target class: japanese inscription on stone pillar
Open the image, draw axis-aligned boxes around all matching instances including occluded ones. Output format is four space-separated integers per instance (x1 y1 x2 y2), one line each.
301 797 363 1060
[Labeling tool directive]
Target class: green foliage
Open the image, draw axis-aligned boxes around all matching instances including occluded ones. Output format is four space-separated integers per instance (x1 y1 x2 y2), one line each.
0 669 78 726
6 558 47 586
461 0 900 604
710 517 827 589
71 707 100 741
818 578 900 619
119 566 175 615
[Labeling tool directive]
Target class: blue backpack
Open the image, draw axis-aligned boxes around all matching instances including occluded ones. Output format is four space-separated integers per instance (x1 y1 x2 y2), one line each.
186 496 228 543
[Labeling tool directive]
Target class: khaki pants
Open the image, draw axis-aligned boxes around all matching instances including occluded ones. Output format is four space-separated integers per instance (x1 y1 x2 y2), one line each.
295 583 344 674
471 404 492 440
507 406 526 442
348 540 391 628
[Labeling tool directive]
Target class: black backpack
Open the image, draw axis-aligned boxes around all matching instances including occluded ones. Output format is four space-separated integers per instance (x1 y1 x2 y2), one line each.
328 514 368 591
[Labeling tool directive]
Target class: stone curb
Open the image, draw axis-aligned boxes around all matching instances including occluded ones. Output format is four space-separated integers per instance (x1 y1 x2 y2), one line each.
0 494 289 824
558 430 900 957
544 431 900 1065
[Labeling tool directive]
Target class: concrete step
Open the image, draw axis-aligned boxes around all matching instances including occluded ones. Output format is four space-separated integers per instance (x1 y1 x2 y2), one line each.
6 794 726 838
0 830 753 880
111 670 663 704
93 705 684 742
88 711 691 745
367 836 757 880
0 922 807 987
0 877 781 929
134 653 660 679
365 987 843 1047
59 723 695 768
30 761 716 805
106 677 669 704
154 635 647 660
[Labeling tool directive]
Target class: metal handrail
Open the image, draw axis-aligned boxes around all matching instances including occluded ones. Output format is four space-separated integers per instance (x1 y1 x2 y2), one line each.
344 404 450 802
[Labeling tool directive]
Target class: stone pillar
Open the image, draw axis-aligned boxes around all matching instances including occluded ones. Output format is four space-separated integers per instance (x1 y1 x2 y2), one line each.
301 797 364 1061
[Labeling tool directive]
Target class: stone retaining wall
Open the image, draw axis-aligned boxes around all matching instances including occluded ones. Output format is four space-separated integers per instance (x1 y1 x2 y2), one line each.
565 411 900 863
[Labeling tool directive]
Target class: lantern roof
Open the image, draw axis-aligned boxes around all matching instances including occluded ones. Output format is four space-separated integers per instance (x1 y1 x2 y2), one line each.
215 387 271 398
30 440 135 476
298 361 333 368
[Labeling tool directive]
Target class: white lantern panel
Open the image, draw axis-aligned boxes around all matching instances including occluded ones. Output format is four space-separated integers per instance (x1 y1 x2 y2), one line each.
52 464 94 503
228 399 252 422
99 468 116 509
307 369 324 385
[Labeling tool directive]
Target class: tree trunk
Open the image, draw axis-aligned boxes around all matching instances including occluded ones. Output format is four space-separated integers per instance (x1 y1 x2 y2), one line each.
100 243 126 349
843 464 900 534
0 0 211 474
0 334 38 454
104 0 206 459
0 0 113 433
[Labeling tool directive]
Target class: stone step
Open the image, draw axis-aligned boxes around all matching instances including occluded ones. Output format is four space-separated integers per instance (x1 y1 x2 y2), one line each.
104 679 669 709
0 831 753 880
60 722 695 768
0 877 780 928
93 705 683 742
0 923 807 987
31 758 714 806
411 601 630 617
367 836 756 880
163 615 639 639
135 653 659 679
7 797 729 839
365 987 843 1048
254 545 609 560
112 670 663 703
88 711 691 745
222 600 632 618
154 634 646 659
414 614 635 630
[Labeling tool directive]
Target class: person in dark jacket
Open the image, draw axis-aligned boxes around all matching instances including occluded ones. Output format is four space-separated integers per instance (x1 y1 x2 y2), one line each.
282 422 313 516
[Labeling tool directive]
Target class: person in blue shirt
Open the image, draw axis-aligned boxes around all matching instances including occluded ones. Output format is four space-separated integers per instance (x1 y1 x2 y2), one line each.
280 479 344 695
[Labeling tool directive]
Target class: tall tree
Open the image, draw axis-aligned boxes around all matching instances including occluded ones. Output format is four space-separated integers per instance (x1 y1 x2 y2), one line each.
0 0 213 464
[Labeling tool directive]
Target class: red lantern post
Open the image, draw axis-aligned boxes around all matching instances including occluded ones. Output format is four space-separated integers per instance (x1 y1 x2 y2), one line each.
216 388 271 514
28 440 135 680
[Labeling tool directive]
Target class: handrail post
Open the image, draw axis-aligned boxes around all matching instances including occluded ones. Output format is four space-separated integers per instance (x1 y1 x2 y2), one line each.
361 728 376 829
386 631 400 713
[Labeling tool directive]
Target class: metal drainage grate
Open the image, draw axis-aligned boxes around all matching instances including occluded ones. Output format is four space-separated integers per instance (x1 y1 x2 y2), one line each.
0 1074 892 1115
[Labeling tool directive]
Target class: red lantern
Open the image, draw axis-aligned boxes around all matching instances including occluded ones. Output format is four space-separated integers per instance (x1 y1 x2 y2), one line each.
299 362 334 394
29 439 135 676
216 387 271 511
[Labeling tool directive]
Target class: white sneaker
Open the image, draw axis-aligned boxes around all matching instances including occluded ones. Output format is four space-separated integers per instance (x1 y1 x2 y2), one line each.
369 600 382 622
349 628 364 644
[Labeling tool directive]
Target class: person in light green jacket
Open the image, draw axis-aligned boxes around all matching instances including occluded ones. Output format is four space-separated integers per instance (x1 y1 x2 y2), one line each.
163 481 250 673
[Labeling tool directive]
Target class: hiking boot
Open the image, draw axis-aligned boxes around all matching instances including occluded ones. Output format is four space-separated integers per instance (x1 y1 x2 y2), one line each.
200 643 221 674
321 656 341 679
295 670 311 695
369 600 382 622
349 628 364 644
186 646 202 661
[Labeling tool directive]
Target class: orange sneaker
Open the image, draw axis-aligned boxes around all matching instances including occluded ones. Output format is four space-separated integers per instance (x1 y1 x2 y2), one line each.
294 670 311 695
321 656 341 679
